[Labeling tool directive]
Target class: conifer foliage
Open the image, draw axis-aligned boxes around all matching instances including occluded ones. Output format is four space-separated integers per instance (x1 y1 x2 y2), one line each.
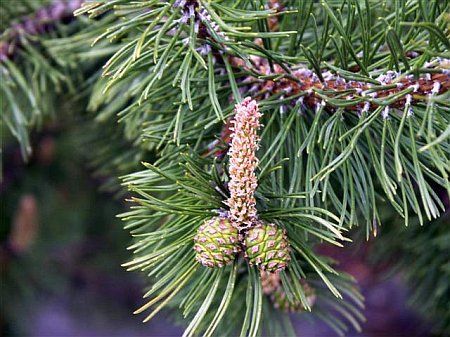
2 0 449 336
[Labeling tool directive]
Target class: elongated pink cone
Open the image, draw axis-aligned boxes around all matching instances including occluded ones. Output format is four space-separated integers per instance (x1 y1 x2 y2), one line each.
225 98 262 230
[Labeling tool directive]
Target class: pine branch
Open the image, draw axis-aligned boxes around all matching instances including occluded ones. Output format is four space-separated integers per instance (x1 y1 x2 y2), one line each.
120 149 363 336
229 57 449 115
0 0 117 160
0 0 52 30
69 1 450 334
0 0 83 61
1 0 84 158
3 0 448 335
76 0 449 229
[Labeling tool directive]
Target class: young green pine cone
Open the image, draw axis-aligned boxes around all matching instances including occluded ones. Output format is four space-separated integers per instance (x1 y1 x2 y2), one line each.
244 221 290 272
194 216 240 268
271 282 317 313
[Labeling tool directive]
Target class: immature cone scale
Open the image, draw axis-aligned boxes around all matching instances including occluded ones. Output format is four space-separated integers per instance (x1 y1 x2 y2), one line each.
244 221 290 273
261 270 282 294
225 97 262 230
194 216 240 268
271 281 317 313
261 271 317 312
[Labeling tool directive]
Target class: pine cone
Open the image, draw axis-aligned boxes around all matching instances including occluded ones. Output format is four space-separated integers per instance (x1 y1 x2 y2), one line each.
194 216 240 268
244 221 290 272
271 282 317 313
